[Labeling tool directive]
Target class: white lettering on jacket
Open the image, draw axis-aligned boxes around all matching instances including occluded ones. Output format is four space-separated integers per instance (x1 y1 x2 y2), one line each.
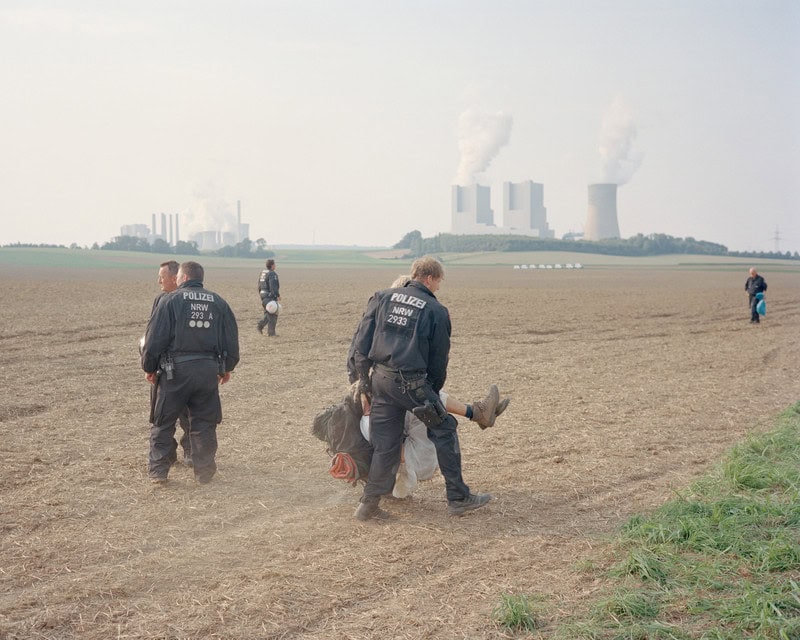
183 292 215 302
390 292 426 309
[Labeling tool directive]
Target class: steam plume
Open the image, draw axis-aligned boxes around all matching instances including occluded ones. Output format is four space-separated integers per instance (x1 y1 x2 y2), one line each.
598 96 643 185
180 180 237 237
454 108 513 185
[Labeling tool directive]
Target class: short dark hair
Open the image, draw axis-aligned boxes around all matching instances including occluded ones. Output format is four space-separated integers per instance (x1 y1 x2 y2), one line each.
179 261 204 282
266 259 275 270
160 260 179 275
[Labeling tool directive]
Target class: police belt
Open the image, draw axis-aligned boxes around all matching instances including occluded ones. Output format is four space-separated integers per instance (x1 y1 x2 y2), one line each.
373 363 427 379
171 354 218 364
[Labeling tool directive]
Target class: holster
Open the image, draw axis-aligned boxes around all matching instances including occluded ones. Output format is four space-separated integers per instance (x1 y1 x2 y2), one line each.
412 397 448 428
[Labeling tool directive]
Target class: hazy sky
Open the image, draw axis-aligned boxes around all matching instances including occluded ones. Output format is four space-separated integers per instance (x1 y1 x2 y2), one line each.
2 0 798 252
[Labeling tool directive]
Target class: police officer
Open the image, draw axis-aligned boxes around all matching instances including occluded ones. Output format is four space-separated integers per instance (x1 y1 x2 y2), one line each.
147 260 192 467
142 261 240 484
351 256 491 520
256 258 281 336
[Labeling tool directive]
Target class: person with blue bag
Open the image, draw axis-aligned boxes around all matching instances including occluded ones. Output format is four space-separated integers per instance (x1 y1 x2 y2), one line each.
744 267 767 324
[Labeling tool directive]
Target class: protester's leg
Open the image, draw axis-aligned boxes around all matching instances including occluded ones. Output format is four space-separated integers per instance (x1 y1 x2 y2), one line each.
750 296 760 322
444 396 467 416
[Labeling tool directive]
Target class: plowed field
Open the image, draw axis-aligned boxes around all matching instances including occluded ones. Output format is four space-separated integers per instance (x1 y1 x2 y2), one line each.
2 258 799 639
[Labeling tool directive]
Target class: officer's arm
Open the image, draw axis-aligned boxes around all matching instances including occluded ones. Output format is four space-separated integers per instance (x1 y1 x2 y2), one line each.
426 310 452 393
346 328 359 384
221 304 240 373
142 300 172 373
271 273 280 298
352 294 379 382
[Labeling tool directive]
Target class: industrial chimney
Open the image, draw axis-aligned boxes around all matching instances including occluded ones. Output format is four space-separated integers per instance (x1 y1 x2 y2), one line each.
584 183 620 241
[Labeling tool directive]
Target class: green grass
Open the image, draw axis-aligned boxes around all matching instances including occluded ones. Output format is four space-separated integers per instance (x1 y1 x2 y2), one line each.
493 402 800 639
492 593 543 632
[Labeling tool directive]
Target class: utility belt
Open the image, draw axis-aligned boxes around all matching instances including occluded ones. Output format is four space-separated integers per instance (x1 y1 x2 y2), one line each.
373 362 426 378
160 353 221 380
373 362 427 392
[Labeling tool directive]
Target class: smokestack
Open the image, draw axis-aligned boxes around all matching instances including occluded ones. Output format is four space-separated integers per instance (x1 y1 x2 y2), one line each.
160 213 167 241
175 214 180 245
584 183 620 241
151 213 156 239
237 200 242 242
168 214 173 246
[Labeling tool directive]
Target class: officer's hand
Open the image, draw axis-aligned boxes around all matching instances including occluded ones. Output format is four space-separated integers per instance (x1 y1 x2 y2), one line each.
219 372 232 385
145 372 157 385
361 394 371 416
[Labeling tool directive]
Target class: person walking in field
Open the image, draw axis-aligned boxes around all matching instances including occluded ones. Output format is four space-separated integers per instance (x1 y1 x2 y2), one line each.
142 261 240 485
143 260 192 467
350 256 492 521
256 259 281 336
744 267 767 324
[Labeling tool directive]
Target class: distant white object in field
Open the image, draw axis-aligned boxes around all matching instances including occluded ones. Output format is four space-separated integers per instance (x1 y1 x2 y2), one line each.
513 264 521 269
566 264 574 269
538 264 546 269
546 264 553 269
575 263 583 269
555 264 562 269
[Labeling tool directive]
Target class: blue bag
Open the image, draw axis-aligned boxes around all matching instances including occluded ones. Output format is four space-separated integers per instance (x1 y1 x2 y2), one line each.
756 298 766 316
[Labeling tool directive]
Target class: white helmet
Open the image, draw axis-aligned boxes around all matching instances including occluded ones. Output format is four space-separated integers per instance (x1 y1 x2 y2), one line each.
265 300 280 315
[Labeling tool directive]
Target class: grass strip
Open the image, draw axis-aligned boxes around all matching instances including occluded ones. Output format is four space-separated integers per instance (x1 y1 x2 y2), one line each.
494 402 800 639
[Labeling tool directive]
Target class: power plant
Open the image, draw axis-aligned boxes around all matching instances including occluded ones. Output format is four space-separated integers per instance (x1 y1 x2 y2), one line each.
451 180 621 241
451 180 555 238
120 199 250 250
584 183 620 241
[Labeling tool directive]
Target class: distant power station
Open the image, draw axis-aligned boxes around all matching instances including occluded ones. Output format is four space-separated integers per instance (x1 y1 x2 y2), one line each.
451 180 554 238
584 184 620 241
452 180 621 241
120 200 250 251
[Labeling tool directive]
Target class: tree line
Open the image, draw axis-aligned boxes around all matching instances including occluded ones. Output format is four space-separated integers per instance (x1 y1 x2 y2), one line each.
393 230 800 261
95 235 274 258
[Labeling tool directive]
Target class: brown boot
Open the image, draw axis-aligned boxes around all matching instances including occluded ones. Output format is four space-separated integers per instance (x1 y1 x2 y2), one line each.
495 397 511 416
471 385 500 429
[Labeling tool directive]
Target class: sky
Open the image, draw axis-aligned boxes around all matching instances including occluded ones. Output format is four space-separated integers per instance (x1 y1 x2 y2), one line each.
1 0 798 253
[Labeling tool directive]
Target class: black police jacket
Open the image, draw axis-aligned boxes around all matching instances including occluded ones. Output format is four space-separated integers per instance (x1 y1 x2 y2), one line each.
352 280 451 393
258 269 280 300
142 280 240 374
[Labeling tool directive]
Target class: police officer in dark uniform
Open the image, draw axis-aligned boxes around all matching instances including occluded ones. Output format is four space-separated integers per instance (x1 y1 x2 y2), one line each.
351 256 491 520
142 261 240 484
145 260 192 467
256 258 280 336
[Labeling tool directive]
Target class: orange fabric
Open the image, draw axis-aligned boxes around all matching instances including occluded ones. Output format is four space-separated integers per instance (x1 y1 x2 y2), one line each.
329 452 360 485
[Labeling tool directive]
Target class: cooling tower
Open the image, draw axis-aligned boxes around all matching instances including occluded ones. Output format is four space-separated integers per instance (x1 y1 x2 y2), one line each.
584 183 620 241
